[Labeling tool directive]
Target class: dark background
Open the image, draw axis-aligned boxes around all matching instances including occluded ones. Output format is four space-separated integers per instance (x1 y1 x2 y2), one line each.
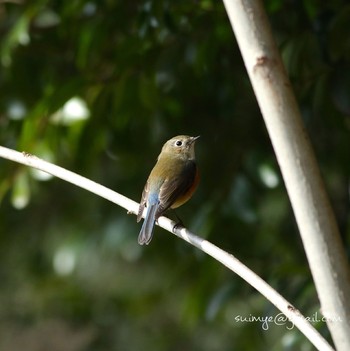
1 0 349 350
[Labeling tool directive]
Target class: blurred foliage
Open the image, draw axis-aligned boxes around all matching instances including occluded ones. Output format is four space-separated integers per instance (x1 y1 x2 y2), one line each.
0 0 349 350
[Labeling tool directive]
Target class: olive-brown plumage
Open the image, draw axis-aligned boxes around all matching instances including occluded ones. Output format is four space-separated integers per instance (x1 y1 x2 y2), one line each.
137 135 200 245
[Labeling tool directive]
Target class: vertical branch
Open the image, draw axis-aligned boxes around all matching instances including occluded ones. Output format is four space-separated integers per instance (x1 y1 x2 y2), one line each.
222 0 350 350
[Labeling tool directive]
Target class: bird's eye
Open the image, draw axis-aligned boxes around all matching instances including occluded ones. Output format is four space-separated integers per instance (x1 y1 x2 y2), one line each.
175 140 183 147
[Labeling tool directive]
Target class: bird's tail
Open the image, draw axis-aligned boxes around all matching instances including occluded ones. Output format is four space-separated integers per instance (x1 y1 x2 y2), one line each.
138 202 158 245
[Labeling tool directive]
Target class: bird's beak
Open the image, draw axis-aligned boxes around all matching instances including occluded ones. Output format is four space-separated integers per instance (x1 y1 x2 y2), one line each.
190 136 200 144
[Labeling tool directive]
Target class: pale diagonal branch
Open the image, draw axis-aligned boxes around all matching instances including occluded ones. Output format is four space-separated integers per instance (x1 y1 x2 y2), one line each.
0 145 333 351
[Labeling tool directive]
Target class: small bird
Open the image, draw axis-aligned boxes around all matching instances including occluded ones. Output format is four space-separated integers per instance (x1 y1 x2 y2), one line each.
137 135 200 245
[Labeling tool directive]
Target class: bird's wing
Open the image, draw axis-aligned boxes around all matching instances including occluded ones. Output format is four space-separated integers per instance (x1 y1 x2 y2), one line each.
137 180 150 222
157 161 197 216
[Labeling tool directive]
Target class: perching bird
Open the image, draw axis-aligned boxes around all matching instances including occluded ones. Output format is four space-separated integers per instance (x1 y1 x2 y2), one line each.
137 135 200 245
